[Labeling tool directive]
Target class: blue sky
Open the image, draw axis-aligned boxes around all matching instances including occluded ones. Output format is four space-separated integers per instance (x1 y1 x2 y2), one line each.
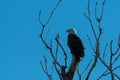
0 0 120 80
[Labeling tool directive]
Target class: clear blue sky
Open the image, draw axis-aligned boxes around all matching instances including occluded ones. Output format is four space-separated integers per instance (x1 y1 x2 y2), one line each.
0 0 120 80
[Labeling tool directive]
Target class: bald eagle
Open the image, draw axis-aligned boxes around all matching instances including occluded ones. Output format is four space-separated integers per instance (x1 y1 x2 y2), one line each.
66 28 85 61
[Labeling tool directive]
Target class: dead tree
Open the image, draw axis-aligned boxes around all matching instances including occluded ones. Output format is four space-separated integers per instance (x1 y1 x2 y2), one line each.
39 0 120 80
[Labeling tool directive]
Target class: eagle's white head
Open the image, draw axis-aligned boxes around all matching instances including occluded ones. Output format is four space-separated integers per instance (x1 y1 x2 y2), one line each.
66 28 77 35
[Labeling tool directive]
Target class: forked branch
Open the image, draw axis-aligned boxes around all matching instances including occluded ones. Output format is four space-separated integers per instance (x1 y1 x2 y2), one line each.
84 0 105 79
39 0 62 79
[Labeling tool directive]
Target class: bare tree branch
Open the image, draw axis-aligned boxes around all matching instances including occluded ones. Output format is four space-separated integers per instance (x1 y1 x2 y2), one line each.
40 57 53 80
97 69 108 80
38 10 44 26
118 35 120 47
98 39 120 80
53 62 62 80
84 15 97 40
39 0 62 26
39 0 62 79
55 34 68 67
95 0 106 23
112 54 120 65
39 0 62 67
55 41 59 60
105 65 120 76
109 41 115 80
75 60 92 80
99 56 120 79
66 57 80 80
84 0 104 79
81 60 92 75
97 65 120 80
87 35 95 53
103 43 108 61
98 35 120 79
113 35 120 56
45 0 62 26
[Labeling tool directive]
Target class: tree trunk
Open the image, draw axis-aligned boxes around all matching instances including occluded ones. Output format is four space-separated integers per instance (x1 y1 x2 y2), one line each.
66 57 80 80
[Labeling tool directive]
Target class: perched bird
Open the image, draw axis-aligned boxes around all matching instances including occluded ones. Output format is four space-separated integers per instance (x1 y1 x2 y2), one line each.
66 28 85 61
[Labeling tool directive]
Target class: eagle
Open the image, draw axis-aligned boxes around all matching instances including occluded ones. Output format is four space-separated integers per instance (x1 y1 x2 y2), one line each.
66 28 85 61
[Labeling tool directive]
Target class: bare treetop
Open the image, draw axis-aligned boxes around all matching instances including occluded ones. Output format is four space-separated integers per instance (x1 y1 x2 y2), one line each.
39 0 120 80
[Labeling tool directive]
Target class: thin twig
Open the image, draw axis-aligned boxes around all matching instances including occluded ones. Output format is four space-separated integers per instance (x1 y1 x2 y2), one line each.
97 69 108 80
39 0 62 26
100 0 106 20
51 62 54 76
112 54 120 65
55 42 59 60
45 0 62 26
113 35 120 55
40 61 46 74
53 62 62 80
103 43 108 61
118 35 120 47
38 11 44 26
40 57 53 80
45 28 51 41
87 35 95 53
81 60 92 75
95 0 106 23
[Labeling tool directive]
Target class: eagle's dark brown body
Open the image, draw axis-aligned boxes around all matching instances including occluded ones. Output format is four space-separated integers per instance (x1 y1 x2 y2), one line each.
67 34 85 60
